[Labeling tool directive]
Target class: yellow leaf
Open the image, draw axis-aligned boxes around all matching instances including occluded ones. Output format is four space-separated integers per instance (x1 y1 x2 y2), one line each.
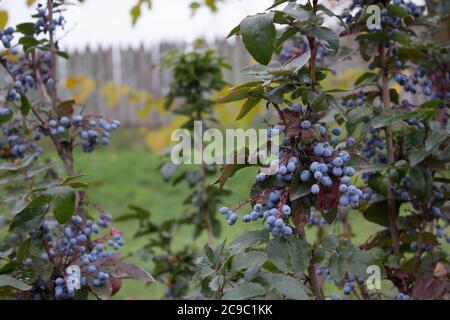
204 0 217 12
26 0 36 7
65 75 96 103
144 116 185 153
0 11 8 29
100 82 130 107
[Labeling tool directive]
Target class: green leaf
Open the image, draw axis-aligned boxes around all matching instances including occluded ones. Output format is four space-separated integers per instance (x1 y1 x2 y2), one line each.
329 247 375 281
266 238 290 272
0 153 39 171
409 167 432 199
281 2 311 21
363 200 389 227
425 129 447 153
267 0 290 10
231 251 268 270
9 195 49 233
387 4 409 18
0 275 32 291
317 4 349 33
15 23 35 35
302 26 339 52
222 282 266 300
389 88 399 104
226 24 240 39
354 71 377 86
282 50 311 72
18 36 39 50
271 274 309 300
368 173 388 196
409 147 429 166
289 237 311 274
46 186 76 224
240 12 276 65
275 26 298 50
320 234 338 251
56 51 69 59
289 168 311 201
346 249 375 278
328 253 346 281
216 87 251 103
236 96 261 121
389 32 411 46
229 230 269 254
16 238 31 264
371 109 409 128
19 93 31 116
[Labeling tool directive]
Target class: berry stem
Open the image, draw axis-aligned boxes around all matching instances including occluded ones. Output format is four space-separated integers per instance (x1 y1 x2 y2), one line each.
47 0 58 117
196 110 214 247
379 41 400 255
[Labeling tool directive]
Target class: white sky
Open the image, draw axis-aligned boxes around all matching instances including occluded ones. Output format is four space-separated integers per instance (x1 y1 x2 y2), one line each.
1 0 277 50
3 0 424 50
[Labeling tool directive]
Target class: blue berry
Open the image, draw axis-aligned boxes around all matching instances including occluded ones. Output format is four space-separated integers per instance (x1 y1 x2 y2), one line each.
301 120 311 129
300 170 310 181
331 128 341 136
311 184 320 194
292 103 302 111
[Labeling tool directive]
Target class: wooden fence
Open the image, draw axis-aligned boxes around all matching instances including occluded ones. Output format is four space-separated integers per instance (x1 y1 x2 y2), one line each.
54 39 253 126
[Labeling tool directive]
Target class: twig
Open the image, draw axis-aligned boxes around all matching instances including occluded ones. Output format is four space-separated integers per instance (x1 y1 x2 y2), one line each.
379 41 400 254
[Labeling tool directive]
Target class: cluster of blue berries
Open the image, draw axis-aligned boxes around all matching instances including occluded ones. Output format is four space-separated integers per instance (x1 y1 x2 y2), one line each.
343 0 422 27
219 207 238 225
0 27 15 49
45 115 120 153
344 91 365 108
275 156 298 182
261 192 293 237
36 213 124 299
0 124 43 160
361 128 386 162
79 118 121 153
343 274 365 295
221 190 293 238
405 116 425 130
299 146 363 208
2 51 56 102
409 240 433 252
34 4 66 36
308 210 325 225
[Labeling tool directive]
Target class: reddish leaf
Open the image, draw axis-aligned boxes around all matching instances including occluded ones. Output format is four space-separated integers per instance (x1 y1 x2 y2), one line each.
90 279 112 300
114 262 154 282
57 100 75 117
412 275 446 300
110 277 122 296
385 266 410 293
317 179 340 211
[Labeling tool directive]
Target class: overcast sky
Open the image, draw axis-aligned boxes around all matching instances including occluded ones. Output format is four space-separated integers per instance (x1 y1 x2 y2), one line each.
2 0 280 50
2 0 424 50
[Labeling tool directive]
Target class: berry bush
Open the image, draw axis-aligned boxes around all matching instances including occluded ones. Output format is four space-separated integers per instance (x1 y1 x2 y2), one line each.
0 0 448 301
0 1 152 300
201 0 449 300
